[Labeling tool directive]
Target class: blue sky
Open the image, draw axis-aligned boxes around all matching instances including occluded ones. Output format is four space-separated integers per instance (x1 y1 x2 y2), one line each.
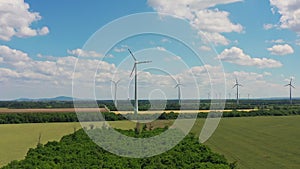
0 0 299 100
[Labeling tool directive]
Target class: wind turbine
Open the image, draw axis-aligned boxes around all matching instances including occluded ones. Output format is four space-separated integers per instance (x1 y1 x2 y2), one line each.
128 49 151 117
233 78 243 105
285 78 295 105
110 79 120 107
175 78 183 105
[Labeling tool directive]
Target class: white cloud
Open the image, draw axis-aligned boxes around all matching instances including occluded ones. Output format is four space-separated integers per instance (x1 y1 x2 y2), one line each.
0 0 49 41
164 55 182 62
263 23 275 30
199 45 212 51
263 72 272 76
265 39 286 44
0 45 116 86
156 46 167 51
191 9 243 33
67 49 106 58
0 45 31 69
267 44 294 55
148 0 243 46
38 27 50 35
113 45 129 53
200 32 230 46
114 47 127 53
161 38 171 43
0 46 295 99
219 47 283 68
270 0 300 34
0 68 19 79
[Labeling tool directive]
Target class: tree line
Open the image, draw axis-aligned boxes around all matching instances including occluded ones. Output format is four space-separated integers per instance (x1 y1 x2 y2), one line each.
1 105 300 124
4 99 299 110
2 128 236 169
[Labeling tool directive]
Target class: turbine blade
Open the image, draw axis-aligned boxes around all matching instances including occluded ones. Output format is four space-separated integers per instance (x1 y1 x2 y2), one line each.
233 84 237 88
284 84 290 87
130 64 136 77
128 49 137 61
291 85 295 89
137 60 152 64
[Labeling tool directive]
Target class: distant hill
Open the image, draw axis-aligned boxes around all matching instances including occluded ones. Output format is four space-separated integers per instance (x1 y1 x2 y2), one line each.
15 96 74 101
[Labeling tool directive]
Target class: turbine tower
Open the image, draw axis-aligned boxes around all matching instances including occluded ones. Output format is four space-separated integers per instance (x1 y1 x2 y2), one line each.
175 78 183 105
128 49 151 117
233 78 243 105
285 78 295 105
111 79 120 107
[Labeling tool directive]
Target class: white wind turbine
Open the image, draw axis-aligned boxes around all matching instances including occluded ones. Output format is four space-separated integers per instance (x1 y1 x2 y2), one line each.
233 78 243 105
111 79 120 107
175 78 183 105
128 49 151 117
285 78 295 105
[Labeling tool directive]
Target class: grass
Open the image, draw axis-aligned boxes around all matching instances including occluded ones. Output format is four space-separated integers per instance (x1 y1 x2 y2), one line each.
192 116 300 169
0 116 299 168
0 123 81 167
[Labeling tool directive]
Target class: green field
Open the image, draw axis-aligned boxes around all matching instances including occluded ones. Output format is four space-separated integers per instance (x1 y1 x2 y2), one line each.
195 116 300 169
0 116 299 168
0 122 80 167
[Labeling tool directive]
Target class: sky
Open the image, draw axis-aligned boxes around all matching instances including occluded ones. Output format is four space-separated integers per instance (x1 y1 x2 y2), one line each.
0 0 299 100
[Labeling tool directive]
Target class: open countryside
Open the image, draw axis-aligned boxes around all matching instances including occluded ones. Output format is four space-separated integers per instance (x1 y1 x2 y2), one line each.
1 0 300 168
0 116 299 168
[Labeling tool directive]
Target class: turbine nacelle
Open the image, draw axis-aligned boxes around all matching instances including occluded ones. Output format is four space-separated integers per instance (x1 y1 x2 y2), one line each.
285 78 295 89
128 49 152 77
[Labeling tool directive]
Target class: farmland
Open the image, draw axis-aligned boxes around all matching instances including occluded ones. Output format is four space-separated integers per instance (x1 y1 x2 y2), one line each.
0 123 80 167
196 116 300 169
1 116 299 168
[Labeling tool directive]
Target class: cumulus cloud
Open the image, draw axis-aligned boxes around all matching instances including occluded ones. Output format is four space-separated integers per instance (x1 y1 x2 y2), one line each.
67 49 107 58
219 47 282 68
113 45 129 53
265 39 286 44
191 9 243 33
0 45 116 86
267 44 294 55
0 0 49 41
200 32 230 46
38 27 50 35
147 0 243 46
270 0 300 33
263 23 275 30
0 45 290 99
199 45 212 51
